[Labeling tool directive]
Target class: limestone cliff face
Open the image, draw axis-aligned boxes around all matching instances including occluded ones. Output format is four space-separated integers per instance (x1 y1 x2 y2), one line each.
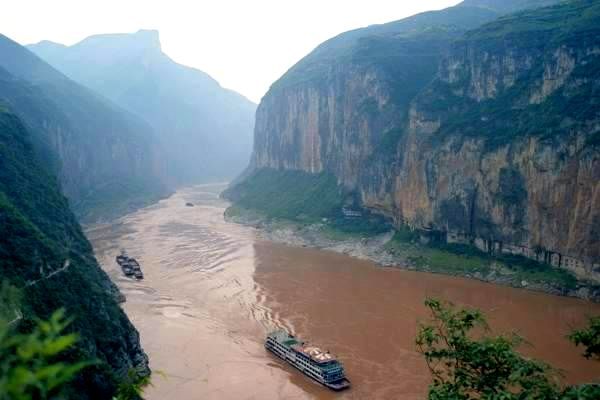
252 66 400 189
368 112 599 278
247 0 600 280
40 108 164 211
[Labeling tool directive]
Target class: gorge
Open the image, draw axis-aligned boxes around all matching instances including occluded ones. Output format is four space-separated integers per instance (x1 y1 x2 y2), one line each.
226 0 600 293
1 0 600 398
28 30 256 185
0 27 254 398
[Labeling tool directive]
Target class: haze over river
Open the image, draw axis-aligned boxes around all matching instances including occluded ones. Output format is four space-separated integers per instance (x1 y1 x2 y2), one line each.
87 184 600 400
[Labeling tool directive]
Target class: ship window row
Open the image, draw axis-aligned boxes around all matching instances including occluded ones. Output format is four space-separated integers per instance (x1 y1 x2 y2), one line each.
268 340 343 381
297 359 324 375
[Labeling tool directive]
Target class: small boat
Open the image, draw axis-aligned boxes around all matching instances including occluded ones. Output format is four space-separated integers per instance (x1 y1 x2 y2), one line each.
265 329 350 391
122 264 134 276
116 253 128 266
115 252 144 280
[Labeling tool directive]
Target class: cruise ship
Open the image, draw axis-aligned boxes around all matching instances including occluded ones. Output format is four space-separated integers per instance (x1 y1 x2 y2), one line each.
265 329 350 391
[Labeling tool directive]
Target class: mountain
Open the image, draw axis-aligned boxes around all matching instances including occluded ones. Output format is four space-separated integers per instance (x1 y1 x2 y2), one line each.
227 0 600 283
28 30 256 184
0 34 167 222
0 107 148 398
459 0 560 12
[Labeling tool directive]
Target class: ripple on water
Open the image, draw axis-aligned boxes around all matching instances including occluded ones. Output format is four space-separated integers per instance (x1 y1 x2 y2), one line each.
87 184 600 400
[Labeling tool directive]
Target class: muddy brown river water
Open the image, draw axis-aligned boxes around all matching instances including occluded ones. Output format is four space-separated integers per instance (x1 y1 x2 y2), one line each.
87 184 600 400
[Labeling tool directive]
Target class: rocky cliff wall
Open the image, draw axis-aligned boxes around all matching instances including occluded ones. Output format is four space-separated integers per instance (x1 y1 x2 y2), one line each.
246 0 600 281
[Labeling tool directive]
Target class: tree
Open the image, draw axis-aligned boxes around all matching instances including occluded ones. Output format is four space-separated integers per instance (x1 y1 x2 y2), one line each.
0 281 152 400
417 299 600 400
568 316 600 360
0 309 93 400
564 316 600 399
416 298 561 400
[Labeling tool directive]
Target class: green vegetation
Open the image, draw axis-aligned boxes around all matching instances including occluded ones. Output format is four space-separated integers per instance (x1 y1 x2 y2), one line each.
385 234 493 277
0 280 23 323
269 5 499 92
0 291 152 400
225 168 393 239
427 0 600 150
586 131 600 147
375 127 405 157
329 212 391 237
114 369 153 400
569 316 600 360
0 110 148 398
385 230 578 289
417 298 560 399
73 178 169 223
498 167 527 205
228 168 578 292
264 3 509 161
224 168 343 221
319 216 391 241
0 309 93 400
417 298 600 400
465 0 600 42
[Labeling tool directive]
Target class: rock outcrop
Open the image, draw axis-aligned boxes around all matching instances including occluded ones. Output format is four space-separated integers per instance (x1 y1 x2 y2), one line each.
240 0 600 281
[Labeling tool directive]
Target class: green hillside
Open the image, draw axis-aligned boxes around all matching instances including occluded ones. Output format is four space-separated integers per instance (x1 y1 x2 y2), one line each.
0 109 148 398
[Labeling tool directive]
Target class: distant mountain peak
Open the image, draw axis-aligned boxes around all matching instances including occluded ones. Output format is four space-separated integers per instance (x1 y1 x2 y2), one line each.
30 39 67 50
69 29 163 55
133 29 161 49
28 28 256 184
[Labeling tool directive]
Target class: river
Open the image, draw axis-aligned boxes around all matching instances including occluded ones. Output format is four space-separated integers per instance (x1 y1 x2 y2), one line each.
87 184 600 400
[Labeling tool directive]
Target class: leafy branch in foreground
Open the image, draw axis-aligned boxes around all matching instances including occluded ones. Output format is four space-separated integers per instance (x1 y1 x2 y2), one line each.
416 298 561 400
0 309 94 400
568 316 600 360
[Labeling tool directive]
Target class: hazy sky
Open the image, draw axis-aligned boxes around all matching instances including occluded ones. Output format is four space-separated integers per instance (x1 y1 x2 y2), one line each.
2 0 460 103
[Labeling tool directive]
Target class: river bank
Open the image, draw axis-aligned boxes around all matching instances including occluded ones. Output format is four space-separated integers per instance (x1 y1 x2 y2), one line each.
224 205 600 303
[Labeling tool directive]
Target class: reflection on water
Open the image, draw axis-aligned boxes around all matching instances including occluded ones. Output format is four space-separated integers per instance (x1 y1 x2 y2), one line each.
88 184 600 400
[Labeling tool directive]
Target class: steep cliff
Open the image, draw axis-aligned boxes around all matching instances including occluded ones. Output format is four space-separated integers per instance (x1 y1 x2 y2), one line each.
365 0 600 278
29 30 256 184
251 4 500 187
0 34 167 222
232 0 599 282
0 109 148 398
